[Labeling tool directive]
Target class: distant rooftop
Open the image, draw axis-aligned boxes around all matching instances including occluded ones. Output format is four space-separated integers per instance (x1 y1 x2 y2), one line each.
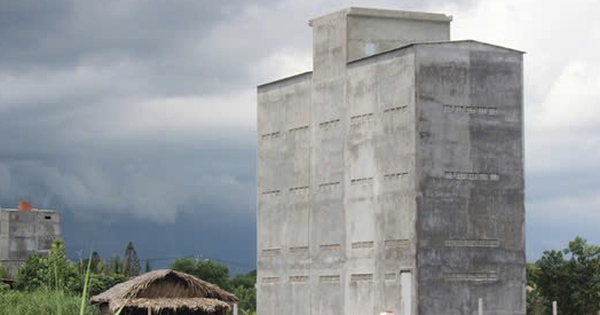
1 201 56 213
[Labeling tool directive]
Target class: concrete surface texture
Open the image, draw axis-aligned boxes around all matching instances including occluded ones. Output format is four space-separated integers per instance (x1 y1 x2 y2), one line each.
0 202 61 276
257 7 524 315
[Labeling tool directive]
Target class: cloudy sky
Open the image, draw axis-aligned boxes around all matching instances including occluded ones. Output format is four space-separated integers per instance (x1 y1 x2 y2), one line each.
0 0 598 270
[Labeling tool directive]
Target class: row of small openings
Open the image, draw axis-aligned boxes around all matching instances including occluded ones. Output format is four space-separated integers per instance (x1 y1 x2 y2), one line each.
260 171 499 196
262 272 415 285
263 240 501 259
261 103 500 140
260 106 409 139
442 104 498 115
260 173 409 195
444 172 500 181
261 239 409 255
10 214 53 220
443 271 499 282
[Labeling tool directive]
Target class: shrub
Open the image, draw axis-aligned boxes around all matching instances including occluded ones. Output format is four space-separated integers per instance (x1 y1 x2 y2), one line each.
15 238 82 293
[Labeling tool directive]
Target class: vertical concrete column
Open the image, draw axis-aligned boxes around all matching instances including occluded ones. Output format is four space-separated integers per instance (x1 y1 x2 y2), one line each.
309 10 349 315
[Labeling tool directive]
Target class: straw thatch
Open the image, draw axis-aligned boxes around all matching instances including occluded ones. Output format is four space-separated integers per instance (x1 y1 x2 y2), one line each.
103 298 230 314
90 269 238 315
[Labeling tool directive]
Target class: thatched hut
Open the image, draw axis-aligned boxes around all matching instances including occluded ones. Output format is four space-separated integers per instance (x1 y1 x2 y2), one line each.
90 269 238 315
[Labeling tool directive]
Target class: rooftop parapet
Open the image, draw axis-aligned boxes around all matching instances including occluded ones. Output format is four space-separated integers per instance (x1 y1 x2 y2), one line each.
310 7 453 65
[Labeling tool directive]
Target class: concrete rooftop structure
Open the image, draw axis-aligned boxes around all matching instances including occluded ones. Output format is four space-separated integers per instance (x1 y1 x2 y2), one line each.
257 7 524 315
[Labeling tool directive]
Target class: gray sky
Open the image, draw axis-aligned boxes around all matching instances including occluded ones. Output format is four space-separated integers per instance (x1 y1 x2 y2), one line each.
0 0 599 262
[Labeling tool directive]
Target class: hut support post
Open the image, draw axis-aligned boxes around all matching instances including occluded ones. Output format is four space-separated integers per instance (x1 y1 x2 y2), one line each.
234 304 238 315
148 308 152 315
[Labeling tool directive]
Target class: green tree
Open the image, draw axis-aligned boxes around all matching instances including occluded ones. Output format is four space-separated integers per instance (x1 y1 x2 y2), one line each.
230 269 256 289
123 241 141 277
45 238 68 288
230 270 256 312
526 262 545 315
90 251 103 273
15 253 48 291
171 257 196 275
87 273 127 296
81 252 111 275
195 260 230 289
232 285 256 313
536 236 600 315
144 259 152 273
109 254 125 275
15 238 81 293
170 257 230 289
45 238 80 292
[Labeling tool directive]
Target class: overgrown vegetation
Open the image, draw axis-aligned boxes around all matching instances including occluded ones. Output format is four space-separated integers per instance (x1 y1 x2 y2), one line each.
0 263 8 279
0 264 9 292
1 238 258 315
171 257 231 289
0 290 99 315
527 236 600 315
1 238 141 314
15 239 81 293
230 270 257 314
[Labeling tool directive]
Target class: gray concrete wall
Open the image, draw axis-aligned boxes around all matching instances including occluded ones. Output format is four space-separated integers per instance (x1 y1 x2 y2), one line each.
347 14 450 61
345 49 418 315
0 211 9 261
310 11 348 315
413 41 525 315
258 46 421 315
0 209 61 276
257 72 313 315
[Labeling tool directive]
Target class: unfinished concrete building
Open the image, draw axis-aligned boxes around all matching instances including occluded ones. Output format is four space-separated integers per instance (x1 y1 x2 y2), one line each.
0 201 61 275
257 7 524 315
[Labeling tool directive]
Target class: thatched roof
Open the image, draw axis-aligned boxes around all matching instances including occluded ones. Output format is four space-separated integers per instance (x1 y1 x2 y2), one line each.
101 298 230 314
90 269 238 314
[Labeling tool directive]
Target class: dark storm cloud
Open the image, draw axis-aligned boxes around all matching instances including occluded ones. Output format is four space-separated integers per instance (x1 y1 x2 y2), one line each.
0 0 270 220
0 129 256 220
0 0 281 96
0 1 311 230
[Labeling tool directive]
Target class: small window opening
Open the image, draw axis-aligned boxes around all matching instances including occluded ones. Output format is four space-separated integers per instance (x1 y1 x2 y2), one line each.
45 216 52 220
365 42 377 56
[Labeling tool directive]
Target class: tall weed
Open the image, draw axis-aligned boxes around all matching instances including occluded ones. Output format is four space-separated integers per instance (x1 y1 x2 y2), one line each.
0 290 99 315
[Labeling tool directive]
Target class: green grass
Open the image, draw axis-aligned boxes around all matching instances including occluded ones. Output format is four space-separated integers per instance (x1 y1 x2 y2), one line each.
0 249 107 315
0 290 100 315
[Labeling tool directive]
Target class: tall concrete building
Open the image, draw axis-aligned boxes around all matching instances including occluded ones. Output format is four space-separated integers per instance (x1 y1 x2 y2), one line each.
257 7 524 315
0 201 61 276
